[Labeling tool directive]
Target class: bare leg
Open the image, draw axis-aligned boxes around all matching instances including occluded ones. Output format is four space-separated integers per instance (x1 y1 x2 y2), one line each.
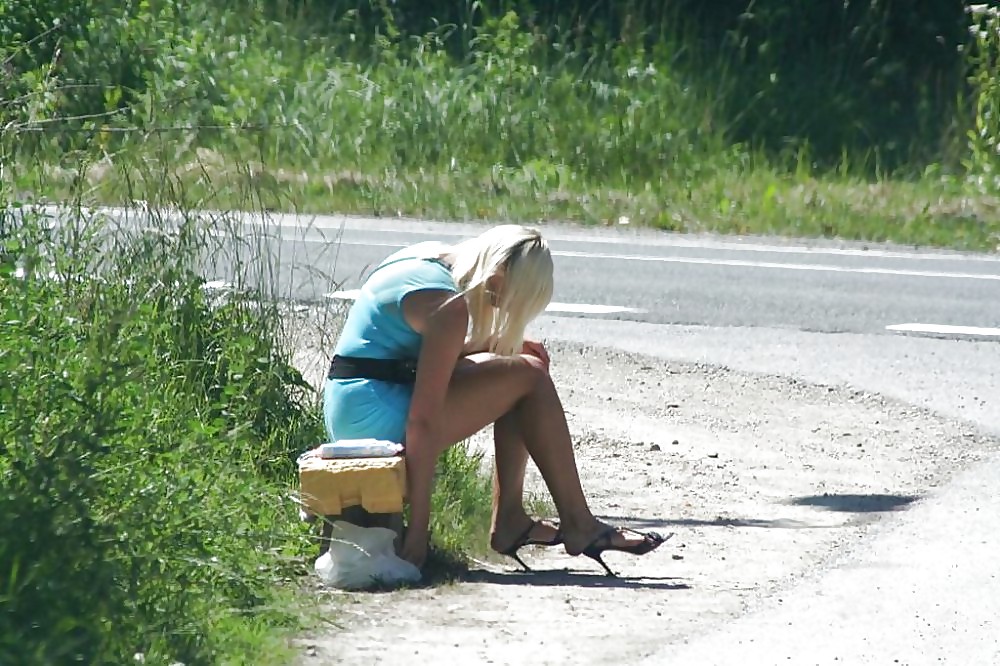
437 354 646 555
492 410 529 511
490 410 558 550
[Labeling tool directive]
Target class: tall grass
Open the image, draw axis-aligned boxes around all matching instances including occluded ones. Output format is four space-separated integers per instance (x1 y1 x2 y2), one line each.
1 122 512 661
1 136 328 663
6 3 998 250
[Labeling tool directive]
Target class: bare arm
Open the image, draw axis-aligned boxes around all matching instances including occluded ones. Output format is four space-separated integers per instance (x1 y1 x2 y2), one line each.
398 290 469 566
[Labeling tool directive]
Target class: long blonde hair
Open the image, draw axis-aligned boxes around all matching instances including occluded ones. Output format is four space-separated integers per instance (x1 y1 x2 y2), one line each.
446 225 554 355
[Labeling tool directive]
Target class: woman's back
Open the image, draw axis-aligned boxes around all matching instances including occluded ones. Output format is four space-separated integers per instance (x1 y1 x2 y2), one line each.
333 241 456 361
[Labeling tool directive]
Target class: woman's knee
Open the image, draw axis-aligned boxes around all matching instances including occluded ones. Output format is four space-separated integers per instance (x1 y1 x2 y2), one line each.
516 353 552 390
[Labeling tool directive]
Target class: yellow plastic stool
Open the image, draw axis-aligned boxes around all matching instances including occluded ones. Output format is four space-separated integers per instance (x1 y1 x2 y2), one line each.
297 451 408 554
298 454 407 516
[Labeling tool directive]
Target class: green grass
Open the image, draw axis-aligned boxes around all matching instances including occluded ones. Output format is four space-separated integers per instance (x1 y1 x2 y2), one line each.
14 140 1000 252
0 211 318 663
0 157 502 662
6 3 998 252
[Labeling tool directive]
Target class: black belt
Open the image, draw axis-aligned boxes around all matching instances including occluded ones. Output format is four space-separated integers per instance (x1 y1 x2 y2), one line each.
328 355 418 384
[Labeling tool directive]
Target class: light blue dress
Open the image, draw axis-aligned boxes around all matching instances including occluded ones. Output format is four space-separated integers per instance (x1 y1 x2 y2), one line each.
323 243 458 444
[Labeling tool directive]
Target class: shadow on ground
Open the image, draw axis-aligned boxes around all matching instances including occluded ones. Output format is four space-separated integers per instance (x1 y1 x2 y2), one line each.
595 515 838 530
596 493 921 530
461 568 690 591
787 493 920 512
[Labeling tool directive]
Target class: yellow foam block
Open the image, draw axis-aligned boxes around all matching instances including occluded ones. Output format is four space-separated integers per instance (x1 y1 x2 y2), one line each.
298 454 407 515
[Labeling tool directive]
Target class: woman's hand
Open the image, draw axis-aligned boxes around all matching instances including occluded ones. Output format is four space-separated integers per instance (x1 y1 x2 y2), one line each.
521 339 550 372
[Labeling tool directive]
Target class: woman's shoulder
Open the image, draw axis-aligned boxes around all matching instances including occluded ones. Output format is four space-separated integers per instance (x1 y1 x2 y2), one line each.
368 242 457 295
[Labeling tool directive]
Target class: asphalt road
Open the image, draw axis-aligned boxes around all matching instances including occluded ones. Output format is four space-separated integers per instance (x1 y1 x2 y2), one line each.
225 212 1000 337
43 206 998 337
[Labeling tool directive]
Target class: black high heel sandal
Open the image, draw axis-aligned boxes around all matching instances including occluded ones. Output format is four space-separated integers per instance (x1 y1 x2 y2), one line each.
581 526 673 577
496 520 563 572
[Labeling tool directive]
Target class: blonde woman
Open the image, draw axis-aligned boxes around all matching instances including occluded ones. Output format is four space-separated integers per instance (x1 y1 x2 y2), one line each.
325 225 666 574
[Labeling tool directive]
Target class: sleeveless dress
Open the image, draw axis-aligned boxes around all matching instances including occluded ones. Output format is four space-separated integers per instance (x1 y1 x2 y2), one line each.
323 242 458 443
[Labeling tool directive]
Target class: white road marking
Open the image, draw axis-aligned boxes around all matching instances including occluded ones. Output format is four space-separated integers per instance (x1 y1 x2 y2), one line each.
304 239 1000 282
34 206 1000 283
234 211 1000 263
36 204 1000 263
325 290 645 315
552 250 1000 282
544 303 644 314
886 323 1000 337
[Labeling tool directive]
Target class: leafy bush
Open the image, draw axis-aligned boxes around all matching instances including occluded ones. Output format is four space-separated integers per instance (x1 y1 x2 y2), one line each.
0 197 322 664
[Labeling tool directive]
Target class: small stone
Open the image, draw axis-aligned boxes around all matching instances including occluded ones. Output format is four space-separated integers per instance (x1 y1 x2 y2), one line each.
707 453 719 459
672 554 684 560
650 444 661 452
671 439 680 446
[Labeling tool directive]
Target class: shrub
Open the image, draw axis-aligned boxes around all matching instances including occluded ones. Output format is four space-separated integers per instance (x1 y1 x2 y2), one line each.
0 196 321 664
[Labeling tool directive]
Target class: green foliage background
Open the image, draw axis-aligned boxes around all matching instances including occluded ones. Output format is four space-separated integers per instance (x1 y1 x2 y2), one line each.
0 1 974 167
3 1 997 250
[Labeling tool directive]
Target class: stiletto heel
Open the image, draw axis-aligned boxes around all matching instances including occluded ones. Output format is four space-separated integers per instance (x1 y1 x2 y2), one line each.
495 520 563 572
506 550 533 572
580 527 672 577
584 551 616 577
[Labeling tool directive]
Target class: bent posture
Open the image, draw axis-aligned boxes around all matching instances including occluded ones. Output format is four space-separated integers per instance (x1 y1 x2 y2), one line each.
324 225 665 573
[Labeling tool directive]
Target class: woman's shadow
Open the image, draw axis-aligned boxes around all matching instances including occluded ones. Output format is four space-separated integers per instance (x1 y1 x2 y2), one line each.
460 567 690 590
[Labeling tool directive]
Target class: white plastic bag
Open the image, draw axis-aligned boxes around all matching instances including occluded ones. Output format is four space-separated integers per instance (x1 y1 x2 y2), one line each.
318 439 404 459
314 520 421 590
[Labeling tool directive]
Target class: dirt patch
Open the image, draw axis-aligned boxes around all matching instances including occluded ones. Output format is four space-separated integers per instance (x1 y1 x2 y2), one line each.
286 317 997 665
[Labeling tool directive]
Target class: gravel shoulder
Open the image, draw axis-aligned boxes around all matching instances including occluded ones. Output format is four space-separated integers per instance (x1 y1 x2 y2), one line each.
283 309 999 665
